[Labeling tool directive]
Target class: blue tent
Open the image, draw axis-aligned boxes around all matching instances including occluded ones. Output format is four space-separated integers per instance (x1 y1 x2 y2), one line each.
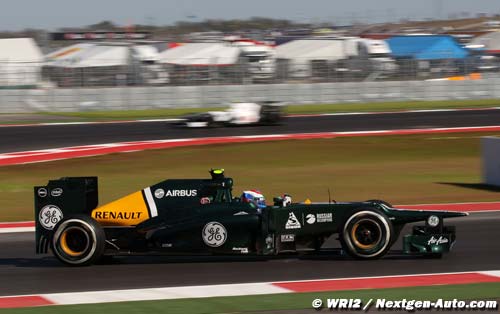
386 35 469 60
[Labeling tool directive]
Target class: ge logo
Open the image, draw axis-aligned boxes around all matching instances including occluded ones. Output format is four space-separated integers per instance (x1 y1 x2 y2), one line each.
202 222 227 247
39 205 63 230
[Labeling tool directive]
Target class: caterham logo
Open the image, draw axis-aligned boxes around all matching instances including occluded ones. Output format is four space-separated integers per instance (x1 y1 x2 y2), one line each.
285 212 301 229
202 222 227 247
306 214 316 224
39 205 63 230
165 189 197 197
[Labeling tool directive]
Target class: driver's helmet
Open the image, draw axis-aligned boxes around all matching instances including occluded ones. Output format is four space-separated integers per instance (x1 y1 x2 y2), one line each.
241 190 266 210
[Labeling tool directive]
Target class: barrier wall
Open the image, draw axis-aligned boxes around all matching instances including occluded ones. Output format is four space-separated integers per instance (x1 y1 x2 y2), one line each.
482 137 500 187
1 78 500 113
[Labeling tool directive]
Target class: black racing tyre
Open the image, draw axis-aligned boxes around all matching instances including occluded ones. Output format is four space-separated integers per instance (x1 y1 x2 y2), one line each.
51 214 105 266
340 209 394 259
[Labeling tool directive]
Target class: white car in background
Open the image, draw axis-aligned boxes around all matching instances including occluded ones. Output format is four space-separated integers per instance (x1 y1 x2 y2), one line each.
176 102 284 128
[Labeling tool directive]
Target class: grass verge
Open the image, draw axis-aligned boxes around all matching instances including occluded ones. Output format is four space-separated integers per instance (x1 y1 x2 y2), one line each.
1 132 500 221
2 99 500 124
1 283 499 314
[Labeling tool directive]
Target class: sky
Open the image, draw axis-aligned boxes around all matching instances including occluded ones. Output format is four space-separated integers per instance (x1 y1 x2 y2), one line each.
2 0 500 31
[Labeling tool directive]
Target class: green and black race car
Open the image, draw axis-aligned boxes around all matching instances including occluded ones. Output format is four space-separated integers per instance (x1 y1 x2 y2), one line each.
35 169 466 266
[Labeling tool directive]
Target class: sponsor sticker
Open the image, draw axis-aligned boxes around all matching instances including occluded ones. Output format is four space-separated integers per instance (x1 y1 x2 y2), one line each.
317 213 333 223
232 247 249 254
165 189 197 197
37 188 47 198
39 205 63 230
427 236 449 245
94 211 143 220
233 211 249 216
51 188 63 197
154 188 165 199
202 222 227 247
306 214 316 224
200 197 211 205
285 212 301 229
281 234 295 242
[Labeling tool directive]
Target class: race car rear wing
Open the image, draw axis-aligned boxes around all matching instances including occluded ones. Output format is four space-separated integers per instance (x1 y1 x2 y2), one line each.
34 177 98 254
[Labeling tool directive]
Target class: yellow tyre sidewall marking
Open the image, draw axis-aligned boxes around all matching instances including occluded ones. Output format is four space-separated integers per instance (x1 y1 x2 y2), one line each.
60 229 85 257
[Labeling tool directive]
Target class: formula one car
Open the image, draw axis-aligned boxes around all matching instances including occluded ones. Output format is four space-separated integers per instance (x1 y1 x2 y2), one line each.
35 169 466 266
175 102 284 127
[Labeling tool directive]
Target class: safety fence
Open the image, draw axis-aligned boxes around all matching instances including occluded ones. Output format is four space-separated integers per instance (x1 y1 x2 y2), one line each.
1 76 500 113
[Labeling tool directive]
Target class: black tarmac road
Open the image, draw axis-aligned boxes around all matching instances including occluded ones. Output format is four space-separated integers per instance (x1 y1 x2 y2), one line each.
1 109 500 153
1 212 499 295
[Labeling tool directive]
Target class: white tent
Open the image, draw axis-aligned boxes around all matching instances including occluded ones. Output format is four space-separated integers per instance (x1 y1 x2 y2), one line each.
46 44 129 68
44 43 163 86
45 43 160 68
0 38 43 87
276 38 369 77
158 43 241 66
275 38 370 60
69 46 129 68
45 43 94 62
132 45 160 62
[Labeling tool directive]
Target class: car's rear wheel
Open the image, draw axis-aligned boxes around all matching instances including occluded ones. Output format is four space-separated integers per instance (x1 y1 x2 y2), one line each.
52 215 105 266
340 209 394 259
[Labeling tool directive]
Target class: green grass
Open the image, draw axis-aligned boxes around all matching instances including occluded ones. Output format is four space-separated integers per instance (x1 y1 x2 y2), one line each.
2 99 500 124
1 132 500 221
1 283 499 314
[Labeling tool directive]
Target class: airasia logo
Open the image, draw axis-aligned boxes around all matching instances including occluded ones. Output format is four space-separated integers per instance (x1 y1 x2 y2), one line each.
165 189 197 197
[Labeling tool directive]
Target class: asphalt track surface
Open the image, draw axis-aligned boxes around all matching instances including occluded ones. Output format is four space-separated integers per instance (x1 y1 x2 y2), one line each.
1 212 499 295
1 109 500 153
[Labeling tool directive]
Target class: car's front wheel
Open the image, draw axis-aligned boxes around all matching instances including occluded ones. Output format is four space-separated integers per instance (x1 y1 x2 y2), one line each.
340 209 394 259
51 215 105 266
